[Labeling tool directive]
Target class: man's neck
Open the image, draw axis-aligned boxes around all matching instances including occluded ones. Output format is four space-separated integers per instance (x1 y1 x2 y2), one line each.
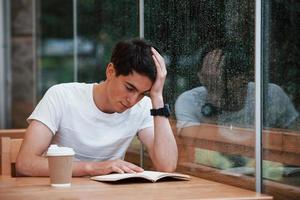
222 83 248 112
205 83 248 112
93 81 114 113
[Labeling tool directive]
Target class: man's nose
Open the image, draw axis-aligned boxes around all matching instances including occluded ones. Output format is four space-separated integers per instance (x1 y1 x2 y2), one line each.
126 93 139 105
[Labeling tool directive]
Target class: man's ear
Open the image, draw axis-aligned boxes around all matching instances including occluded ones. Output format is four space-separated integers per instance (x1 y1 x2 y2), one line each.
106 63 115 80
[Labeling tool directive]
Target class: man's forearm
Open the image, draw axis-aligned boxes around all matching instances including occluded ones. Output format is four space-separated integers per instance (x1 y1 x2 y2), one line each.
152 116 178 172
152 97 178 171
16 155 98 177
16 156 105 176
17 156 143 177
151 97 178 172
16 156 50 176
73 160 111 176
149 47 177 171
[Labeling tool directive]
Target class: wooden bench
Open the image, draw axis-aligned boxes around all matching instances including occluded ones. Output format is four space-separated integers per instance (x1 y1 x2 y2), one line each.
0 129 26 139
176 124 300 166
0 129 25 176
0 137 23 177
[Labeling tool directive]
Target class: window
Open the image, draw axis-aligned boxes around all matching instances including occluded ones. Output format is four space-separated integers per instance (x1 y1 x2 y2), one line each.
262 0 300 192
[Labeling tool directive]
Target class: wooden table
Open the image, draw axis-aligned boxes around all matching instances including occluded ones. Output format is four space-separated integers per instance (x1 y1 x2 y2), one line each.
0 176 272 200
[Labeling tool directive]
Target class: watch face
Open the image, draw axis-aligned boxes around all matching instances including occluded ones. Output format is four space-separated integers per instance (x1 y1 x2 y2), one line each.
201 103 219 117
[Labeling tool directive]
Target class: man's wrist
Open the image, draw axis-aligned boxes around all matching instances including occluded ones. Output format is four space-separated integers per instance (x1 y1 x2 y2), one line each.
150 95 164 108
150 104 171 117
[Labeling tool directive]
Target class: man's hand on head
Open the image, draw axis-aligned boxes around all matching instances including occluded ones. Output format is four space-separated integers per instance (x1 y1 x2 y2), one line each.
201 49 225 82
150 47 167 103
199 49 226 103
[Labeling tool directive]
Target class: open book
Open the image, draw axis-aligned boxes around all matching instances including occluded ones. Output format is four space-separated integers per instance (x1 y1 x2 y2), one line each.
91 170 191 183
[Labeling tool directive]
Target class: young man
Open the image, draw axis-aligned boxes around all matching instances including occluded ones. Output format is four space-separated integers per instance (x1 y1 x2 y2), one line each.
16 39 178 176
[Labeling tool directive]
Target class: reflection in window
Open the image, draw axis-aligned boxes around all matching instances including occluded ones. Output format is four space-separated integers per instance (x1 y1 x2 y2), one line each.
144 0 300 197
145 0 256 191
263 0 300 189
263 0 300 131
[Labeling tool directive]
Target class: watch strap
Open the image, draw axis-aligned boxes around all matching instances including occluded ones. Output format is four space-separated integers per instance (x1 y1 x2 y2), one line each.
150 104 170 117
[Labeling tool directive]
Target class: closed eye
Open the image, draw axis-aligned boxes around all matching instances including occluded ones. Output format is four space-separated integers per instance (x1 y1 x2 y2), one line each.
125 85 135 92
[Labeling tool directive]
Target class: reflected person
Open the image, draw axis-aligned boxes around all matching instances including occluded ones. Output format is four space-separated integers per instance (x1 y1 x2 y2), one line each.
175 42 299 131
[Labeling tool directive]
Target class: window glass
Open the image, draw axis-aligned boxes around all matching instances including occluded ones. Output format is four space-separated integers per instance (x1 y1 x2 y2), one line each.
262 0 300 192
77 0 138 82
145 0 255 188
38 0 74 97
38 0 138 97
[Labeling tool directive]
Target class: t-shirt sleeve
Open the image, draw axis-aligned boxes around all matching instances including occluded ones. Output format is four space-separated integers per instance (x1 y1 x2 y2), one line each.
175 92 201 129
27 85 64 134
266 84 299 128
137 97 154 132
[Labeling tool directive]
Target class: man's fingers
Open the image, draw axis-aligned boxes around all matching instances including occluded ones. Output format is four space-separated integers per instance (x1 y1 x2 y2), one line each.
151 47 166 72
112 165 124 174
122 166 136 173
151 47 163 62
215 49 223 69
211 49 221 69
124 161 144 172
111 160 144 174
152 55 161 71
216 49 222 60
130 165 144 172
206 50 215 66
219 55 225 68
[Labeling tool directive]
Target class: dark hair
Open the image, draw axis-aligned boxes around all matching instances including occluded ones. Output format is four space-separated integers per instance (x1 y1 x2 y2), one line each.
110 38 157 82
223 43 250 77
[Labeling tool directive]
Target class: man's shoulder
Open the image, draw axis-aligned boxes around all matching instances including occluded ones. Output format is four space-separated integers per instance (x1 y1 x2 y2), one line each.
176 86 206 103
49 82 91 90
42 82 93 105
47 82 92 95
248 81 286 96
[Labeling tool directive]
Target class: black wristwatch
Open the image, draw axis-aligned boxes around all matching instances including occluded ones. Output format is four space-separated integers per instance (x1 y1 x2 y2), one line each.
201 103 221 117
150 104 171 117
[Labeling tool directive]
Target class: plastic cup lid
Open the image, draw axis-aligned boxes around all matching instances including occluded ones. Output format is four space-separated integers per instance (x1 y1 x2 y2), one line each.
46 144 75 156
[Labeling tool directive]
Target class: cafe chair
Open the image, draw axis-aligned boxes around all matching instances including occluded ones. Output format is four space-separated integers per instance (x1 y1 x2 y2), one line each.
0 129 26 139
1 137 23 177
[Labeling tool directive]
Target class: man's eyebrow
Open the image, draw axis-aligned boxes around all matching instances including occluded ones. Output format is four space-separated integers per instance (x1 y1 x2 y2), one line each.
126 82 138 90
126 82 150 94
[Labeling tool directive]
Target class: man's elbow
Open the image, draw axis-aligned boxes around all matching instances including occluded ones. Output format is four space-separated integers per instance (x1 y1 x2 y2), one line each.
16 155 32 176
163 165 177 173
156 162 177 173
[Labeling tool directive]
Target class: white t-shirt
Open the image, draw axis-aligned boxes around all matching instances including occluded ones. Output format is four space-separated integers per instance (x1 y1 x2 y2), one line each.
28 83 153 161
175 82 299 129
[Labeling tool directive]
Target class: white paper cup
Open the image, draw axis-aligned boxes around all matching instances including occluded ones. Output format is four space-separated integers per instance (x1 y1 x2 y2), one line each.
46 145 75 187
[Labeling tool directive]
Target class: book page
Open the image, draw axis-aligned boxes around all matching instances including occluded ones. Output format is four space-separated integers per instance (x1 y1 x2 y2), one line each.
140 171 190 181
91 173 142 181
91 170 190 182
